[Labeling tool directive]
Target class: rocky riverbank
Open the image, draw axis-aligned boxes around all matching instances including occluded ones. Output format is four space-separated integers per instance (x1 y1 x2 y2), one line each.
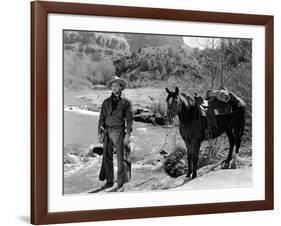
64 87 168 126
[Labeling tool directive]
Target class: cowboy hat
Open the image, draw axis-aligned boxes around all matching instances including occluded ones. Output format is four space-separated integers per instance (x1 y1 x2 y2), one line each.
107 76 126 90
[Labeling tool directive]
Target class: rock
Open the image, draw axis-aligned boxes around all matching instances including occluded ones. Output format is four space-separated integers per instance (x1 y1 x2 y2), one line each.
133 112 166 125
159 150 168 155
80 156 91 163
64 153 80 164
133 108 151 115
134 113 154 123
92 146 104 156
154 115 166 125
163 147 187 178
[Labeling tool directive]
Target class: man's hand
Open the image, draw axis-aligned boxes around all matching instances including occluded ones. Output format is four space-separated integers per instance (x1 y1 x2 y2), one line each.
124 133 130 145
98 133 104 144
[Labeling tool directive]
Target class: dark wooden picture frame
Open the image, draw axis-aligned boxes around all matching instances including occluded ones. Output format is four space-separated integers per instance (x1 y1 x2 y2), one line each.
31 1 274 225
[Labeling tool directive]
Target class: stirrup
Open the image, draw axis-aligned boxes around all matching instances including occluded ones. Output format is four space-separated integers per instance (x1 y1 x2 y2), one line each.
205 128 212 140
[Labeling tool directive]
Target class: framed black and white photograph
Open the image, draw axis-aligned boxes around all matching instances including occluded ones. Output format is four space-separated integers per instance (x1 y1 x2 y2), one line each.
31 1 274 224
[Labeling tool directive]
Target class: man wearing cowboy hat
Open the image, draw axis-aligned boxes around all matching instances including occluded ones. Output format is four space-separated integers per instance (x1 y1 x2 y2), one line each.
98 76 133 190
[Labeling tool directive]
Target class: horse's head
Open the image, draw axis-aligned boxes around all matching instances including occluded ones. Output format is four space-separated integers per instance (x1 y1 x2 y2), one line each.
165 87 181 124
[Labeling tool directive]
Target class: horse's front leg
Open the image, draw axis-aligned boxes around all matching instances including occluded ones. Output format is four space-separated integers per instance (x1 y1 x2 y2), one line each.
185 143 192 178
191 139 201 179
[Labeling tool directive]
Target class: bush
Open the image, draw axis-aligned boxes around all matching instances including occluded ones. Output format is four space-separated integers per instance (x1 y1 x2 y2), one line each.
140 58 152 71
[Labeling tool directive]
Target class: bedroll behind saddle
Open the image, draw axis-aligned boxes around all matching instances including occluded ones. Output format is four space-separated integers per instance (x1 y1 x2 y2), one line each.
196 87 233 117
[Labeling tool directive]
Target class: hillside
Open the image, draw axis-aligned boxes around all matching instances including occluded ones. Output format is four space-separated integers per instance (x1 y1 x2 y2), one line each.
64 31 130 57
113 45 206 89
124 33 185 51
63 30 200 90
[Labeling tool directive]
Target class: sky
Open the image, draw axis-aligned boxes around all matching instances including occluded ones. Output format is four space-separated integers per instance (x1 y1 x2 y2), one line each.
183 37 220 49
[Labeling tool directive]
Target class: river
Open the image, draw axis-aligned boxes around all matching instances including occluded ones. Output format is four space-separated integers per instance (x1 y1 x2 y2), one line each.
63 108 179 194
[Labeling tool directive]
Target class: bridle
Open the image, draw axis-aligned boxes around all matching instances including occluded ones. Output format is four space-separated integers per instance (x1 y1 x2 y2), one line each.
167 96 182 121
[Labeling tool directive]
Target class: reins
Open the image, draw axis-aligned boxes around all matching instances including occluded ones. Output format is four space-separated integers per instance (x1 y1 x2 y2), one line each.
167 97 182 119
165 95 218 162
160 98 181 152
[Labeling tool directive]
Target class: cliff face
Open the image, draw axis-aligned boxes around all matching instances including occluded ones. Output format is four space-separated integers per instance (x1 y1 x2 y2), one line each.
64 31 130 60
63 31 189 90
64 31 185 59
64 31 132 89
124 33 185 52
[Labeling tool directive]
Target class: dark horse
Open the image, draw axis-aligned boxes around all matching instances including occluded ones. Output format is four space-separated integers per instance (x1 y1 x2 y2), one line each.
165 87 245 179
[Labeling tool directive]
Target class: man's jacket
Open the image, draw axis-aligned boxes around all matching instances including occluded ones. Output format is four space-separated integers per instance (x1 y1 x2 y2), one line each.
98 93 133 135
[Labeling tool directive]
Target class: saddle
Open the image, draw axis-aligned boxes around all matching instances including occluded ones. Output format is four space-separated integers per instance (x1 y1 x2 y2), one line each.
199 98 232 117
194 88 234 139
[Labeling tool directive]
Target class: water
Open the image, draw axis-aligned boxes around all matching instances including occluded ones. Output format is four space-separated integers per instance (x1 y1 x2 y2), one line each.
63 109 175 194
64 110 99 147
63 108 252 194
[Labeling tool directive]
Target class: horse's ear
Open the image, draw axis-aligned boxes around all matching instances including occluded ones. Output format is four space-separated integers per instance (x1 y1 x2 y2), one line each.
175 87 179 95
165 88 171 94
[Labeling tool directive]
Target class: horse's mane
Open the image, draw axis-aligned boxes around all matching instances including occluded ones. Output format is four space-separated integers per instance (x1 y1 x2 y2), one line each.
178 92 199 124
179 92 195 108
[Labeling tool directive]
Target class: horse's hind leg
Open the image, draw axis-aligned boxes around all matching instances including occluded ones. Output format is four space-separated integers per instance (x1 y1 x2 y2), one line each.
231 126 243 169
191 140 201 179
222 128 235 169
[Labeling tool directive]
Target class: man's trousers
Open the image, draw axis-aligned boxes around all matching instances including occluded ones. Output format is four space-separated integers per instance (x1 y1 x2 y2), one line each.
99 127 131 187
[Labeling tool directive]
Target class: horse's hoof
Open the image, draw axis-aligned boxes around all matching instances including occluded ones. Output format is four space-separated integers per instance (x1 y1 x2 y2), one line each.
186 173 191 178
191 173 197 179
221 162 230 169
230 163 237 169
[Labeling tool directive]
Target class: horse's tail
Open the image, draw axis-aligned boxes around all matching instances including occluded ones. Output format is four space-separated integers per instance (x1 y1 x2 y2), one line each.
240 110 245 137
231 102 246 139
236 106 246 139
